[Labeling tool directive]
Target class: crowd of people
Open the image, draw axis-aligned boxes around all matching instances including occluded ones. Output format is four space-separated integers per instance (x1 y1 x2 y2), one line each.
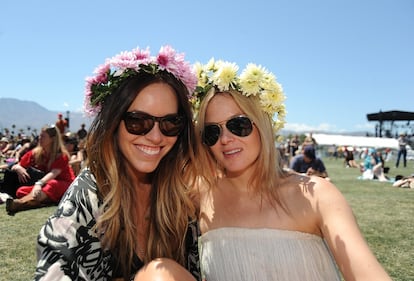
277 134 331 180
0 45 395 280
279 134 413 185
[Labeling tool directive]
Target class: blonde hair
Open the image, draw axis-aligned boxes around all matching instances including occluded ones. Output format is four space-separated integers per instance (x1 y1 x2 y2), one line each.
195 88 288 203
33 126 69 169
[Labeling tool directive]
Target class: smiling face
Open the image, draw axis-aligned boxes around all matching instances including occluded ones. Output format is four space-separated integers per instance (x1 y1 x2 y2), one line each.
205 93 261 178
118 82 180 177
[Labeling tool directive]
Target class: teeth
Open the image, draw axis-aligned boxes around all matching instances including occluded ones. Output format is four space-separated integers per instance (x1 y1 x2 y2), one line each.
138 145 160 155
224 149 241 155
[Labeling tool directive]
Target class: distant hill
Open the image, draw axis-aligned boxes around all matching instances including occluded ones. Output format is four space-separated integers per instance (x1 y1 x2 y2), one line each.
0 97 370 139
0 98 92 137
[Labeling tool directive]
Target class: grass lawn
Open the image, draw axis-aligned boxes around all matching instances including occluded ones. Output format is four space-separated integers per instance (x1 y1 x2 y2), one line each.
0 157 413 280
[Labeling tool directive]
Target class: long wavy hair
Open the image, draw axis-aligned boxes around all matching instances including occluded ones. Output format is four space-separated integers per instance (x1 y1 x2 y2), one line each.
33 126 69 169
195 88 288 204
85 71 198 279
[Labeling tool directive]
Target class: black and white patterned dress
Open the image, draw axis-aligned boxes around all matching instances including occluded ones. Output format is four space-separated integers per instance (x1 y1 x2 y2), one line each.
34 168 200 281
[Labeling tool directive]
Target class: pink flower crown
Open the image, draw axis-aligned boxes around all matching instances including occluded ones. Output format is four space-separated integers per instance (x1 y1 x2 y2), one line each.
84 45 197 117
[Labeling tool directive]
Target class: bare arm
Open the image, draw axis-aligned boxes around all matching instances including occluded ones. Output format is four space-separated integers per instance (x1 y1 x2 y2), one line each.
315 180 392 281
32 168 62 200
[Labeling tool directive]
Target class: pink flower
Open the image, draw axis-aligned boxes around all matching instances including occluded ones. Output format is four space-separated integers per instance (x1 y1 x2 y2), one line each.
84 45 197 117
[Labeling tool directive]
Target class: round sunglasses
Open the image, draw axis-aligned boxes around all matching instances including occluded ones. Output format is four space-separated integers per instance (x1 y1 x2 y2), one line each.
123 111 185 136
202 115 253 146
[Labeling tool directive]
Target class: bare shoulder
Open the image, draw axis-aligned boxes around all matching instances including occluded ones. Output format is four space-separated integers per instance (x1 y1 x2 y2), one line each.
305 175 347 204
279 173 346 210
278 173 351 235
281 172 334 193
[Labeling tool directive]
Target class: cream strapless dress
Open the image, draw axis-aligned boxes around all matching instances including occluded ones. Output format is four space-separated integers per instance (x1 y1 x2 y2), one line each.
200 227 341 281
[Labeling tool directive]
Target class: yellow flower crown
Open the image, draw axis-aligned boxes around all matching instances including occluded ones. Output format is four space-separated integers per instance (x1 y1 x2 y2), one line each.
191 58 287 133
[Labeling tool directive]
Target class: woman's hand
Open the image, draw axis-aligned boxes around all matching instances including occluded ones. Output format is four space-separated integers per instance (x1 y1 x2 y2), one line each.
32 184 42 200
306 167 316 176
12 164 30 183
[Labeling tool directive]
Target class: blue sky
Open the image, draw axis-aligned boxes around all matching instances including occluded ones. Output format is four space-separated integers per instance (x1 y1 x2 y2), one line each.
1 0 413 134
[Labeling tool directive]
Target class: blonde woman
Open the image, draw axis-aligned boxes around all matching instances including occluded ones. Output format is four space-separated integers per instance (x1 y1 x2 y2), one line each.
6 126 75 215
194 60 392 281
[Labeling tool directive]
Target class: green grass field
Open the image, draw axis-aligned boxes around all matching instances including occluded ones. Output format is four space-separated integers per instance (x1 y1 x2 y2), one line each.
0 158 413 280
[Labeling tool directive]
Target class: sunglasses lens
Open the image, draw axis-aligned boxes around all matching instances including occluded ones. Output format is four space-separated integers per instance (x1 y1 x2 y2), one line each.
226 116 253 137
123 112 184 136
124 113 154 135
159 115 185 136
203 116 253 146
203 125 221 146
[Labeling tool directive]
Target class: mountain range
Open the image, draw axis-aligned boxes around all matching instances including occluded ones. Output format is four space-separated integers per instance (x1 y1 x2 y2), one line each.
1 97 371 139
0 98 92 137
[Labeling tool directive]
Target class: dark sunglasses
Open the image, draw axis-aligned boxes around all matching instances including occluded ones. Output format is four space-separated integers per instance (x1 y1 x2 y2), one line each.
203 115 253 146
123 111 185 136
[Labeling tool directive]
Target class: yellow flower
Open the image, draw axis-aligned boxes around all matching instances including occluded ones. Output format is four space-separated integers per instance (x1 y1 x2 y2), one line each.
239 63 266 96
205 58 216 71
194 62 209 88
211 61 238 91
193 59 287 133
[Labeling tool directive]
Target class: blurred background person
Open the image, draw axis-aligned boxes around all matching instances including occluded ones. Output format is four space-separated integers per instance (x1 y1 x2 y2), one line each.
5 125 75 215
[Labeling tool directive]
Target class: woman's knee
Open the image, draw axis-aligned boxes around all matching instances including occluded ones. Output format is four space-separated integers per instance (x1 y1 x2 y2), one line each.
134 258 196 281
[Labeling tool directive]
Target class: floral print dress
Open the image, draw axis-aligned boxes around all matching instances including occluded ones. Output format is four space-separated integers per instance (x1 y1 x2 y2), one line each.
34 168 200 281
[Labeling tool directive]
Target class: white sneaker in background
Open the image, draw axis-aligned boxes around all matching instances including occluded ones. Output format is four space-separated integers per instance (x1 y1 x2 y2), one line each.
0 192 12 204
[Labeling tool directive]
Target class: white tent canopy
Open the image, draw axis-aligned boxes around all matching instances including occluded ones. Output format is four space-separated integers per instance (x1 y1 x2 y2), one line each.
311 133 399 150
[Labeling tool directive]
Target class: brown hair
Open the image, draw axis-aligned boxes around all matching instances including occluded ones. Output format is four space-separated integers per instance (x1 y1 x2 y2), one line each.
85 71 198 279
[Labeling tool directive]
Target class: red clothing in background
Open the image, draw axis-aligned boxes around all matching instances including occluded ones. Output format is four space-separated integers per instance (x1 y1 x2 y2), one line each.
16 150 75 202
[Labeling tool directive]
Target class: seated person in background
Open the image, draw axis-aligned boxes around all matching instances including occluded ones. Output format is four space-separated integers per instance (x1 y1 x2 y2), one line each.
344 146 359 168
392 175 414 188
1 137 35 169
5 126 75 215
360 148 388 182
0 137 9 155
64 135 79 165
1 137 15 157
290 145 329 180
68 138 87 175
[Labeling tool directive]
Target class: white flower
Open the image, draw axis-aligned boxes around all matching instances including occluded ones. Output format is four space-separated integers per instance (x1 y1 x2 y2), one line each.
211 61 238 91
193 59 287 133
239 63 266 96
205 58 216 71
194 62 209 88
